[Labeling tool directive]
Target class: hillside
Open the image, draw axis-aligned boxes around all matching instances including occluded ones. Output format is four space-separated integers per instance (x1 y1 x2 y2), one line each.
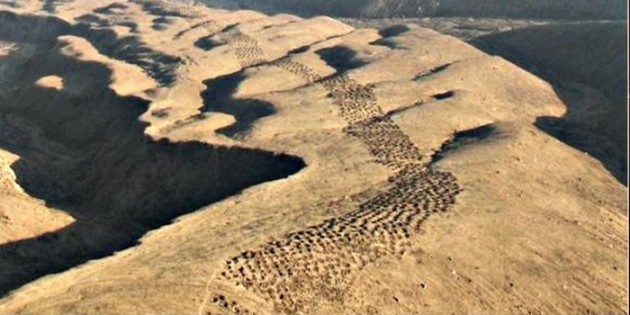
472 22 628 184
0 1 627 314
197 0 627 19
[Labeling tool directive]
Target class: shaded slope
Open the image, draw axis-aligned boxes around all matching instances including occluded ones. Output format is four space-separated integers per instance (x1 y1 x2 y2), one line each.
471 22 627 184
0 10 181 85
201 70 276 138
197 0 627 20
0 13 304 296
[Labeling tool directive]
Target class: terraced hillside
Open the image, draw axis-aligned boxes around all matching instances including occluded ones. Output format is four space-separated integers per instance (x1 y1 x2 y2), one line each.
0 1 627 314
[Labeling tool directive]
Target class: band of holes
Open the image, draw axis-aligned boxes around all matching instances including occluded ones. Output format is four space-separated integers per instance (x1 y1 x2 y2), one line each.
202 44 461 315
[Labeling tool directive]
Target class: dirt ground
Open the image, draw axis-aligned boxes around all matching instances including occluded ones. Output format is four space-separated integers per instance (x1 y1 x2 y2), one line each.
0 1 627 314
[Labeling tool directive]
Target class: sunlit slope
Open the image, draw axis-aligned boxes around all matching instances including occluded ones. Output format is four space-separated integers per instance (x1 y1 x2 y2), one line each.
0 1 626 314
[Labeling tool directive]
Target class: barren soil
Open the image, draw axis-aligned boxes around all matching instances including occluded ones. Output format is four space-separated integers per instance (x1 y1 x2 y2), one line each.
196 0 627 20
0 1 627 314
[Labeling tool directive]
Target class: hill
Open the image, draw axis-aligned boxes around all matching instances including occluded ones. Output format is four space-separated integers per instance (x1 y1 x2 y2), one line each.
0 1 627 314
198 0 627 19
472 21 628 183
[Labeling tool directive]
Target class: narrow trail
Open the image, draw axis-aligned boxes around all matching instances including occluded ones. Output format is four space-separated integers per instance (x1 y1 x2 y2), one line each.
199 25 462 315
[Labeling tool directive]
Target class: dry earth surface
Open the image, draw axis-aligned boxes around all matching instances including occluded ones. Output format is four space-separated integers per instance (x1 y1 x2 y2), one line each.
195 0 627 20
339 18 629 185
0 0 627 314
197 0 629 186
471 21 628 184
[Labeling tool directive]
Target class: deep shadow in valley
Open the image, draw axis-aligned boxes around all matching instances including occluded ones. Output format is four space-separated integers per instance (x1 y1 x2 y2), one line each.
201 70 276 138
0 13 305 296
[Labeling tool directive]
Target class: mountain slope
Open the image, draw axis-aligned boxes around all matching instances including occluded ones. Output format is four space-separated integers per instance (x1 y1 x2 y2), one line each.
472 21 628 184
0 1 626 314
198 0 627 19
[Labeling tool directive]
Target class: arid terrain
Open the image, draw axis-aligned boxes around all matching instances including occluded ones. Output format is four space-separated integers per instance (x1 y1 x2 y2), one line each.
0 0 627 314
198 0 627 20
204 0 629 184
